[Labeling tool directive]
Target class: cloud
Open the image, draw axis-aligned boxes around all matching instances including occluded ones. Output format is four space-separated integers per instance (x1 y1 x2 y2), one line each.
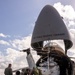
6 48 28 68
0 34 40 75
69 29 75 49
0 48 28 73
0 35 32 73
54 2 75 20
0 40 10 45
0 33 10 38
10 35 31 50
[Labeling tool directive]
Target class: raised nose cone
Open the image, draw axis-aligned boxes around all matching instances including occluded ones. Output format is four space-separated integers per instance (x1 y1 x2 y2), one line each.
31 5 73 51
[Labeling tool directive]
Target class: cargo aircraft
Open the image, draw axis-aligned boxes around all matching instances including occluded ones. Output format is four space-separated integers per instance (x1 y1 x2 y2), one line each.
13 5 75 75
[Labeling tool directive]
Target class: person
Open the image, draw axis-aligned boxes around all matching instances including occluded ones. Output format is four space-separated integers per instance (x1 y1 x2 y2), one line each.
24 68 31 75
4 63 13 75
16 70 20 75
20 69 25 75
31 67 42 75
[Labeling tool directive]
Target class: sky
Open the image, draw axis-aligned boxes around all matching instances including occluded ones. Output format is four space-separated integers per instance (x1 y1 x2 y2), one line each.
0 0 75 75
